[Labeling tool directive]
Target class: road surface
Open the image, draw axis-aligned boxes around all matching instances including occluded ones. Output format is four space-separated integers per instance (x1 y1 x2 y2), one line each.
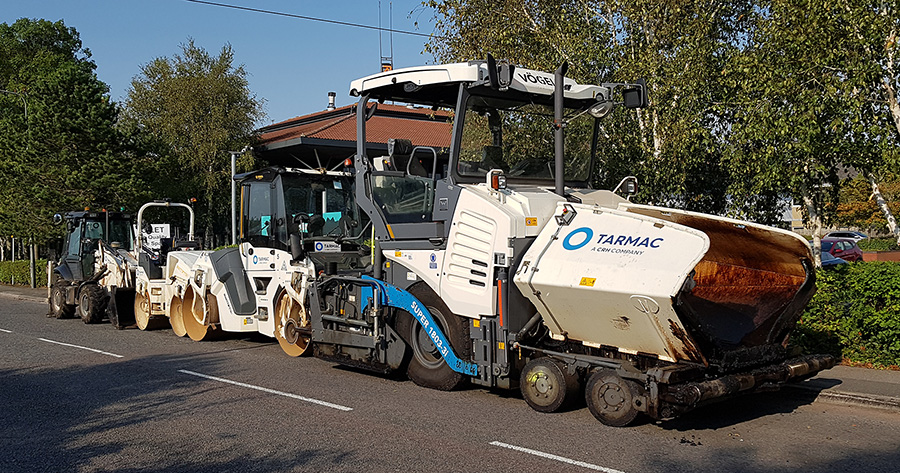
1 297 898 472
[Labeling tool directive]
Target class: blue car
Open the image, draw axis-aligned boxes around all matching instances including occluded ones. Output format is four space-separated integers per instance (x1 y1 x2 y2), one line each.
821 251 848 269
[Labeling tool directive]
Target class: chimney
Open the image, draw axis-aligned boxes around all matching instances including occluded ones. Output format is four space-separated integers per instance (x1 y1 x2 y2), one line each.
327 91 336 111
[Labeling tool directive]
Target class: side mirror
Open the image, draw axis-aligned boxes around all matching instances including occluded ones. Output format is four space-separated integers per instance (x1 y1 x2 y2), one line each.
623 78 648 109
486 54 515 91
613 176 639 197
53 213 64 225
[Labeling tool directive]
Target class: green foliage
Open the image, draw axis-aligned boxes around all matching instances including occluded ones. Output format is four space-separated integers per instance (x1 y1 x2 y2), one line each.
834 175 900 233
857 238 900 252
723 0 900 227
0 259 47 286
0 18 151 243
209 244 238 251
426 0 744 215
427 1 900 228
794 263 900 367
121 40 265 248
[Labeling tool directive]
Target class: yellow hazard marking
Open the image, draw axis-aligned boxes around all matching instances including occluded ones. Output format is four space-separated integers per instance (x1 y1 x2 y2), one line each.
525 217 538 227
473 319 480 328
386 224 395 239
385 261 391 268
579 277 596 287
498 342 505 350
395 250 402 257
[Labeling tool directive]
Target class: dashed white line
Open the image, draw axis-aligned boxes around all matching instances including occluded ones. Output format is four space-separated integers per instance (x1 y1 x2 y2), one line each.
490 441 626 473
37 338 124 358
0 328 12 333
178 369 353 411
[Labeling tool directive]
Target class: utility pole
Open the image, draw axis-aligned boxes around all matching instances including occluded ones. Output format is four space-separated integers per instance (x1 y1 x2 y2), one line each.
29 238 36 288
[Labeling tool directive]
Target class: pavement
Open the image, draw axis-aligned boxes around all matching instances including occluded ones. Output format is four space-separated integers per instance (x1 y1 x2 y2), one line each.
2 283 898 413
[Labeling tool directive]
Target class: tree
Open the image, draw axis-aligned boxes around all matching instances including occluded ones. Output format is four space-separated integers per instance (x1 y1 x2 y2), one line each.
0 18 146 252
122 40 265 247
724 0 900 265
837 0 900 245
426 0 750 214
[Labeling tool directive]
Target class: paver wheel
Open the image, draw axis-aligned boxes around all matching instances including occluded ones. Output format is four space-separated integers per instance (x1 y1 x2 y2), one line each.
135 291 168 330
585 370 644 427
169 295 187 337
397 283 470 391
520 357 581 413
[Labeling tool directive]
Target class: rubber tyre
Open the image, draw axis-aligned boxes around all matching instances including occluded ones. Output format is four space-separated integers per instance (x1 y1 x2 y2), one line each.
78 284 107 324
274 290 311 357
520 357 581 413
399 283 471 391
49 283 75 319
585 370 644 427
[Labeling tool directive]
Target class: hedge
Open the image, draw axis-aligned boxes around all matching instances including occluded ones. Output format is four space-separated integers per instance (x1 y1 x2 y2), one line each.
793 262 900 368
857 237 900 252
0 259 48 287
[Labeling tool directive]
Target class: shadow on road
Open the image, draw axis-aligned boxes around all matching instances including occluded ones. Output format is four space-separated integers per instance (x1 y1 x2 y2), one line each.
0 354 354 472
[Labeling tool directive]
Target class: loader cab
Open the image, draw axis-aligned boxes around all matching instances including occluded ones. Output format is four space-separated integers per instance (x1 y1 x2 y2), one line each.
238 167 370 271
56 211 133 283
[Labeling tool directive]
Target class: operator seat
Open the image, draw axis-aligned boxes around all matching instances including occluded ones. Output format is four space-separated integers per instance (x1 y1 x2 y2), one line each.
388 138 429 177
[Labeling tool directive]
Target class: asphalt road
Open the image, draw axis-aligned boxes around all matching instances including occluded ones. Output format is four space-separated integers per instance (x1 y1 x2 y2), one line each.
1 298 899 473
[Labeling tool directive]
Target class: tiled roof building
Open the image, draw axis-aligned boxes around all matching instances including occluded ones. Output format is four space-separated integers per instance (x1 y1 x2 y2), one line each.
254 102 452 168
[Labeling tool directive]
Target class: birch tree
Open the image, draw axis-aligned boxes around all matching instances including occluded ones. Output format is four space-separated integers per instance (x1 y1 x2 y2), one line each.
427 0 748 214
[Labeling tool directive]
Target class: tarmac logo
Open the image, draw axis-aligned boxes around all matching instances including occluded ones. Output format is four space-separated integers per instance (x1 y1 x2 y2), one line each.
562 227 593 250
562 227 664 252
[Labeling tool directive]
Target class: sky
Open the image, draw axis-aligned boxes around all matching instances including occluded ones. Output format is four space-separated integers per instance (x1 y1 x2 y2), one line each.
3 0 440 125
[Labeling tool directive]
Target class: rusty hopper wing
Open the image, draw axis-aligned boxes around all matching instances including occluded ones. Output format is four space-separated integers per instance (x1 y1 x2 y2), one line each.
512 202 815 368
620 203 815 369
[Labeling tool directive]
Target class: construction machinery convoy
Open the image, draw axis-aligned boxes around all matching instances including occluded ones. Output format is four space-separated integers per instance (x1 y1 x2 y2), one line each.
48 58 834 426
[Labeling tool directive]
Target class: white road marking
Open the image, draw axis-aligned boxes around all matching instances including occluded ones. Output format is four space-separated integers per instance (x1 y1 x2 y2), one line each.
0 328 12 333
37 338 124 358
178 369 353 411
490 441 626 473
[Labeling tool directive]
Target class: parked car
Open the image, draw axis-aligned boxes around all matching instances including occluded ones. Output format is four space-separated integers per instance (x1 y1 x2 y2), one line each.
821 238 864 262
820 251 849 269
824 231 868 241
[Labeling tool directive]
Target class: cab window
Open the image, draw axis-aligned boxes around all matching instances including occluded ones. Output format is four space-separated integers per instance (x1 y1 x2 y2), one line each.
242 181 273 247
66 221 83 257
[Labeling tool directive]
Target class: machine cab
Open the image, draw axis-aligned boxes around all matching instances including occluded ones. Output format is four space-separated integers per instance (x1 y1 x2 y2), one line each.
238 167 370 272
348 58 646 245
58 211 133 282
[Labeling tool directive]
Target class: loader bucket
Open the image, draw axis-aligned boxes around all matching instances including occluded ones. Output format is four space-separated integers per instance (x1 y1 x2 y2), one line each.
622 205 815 369
108 286 136 329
